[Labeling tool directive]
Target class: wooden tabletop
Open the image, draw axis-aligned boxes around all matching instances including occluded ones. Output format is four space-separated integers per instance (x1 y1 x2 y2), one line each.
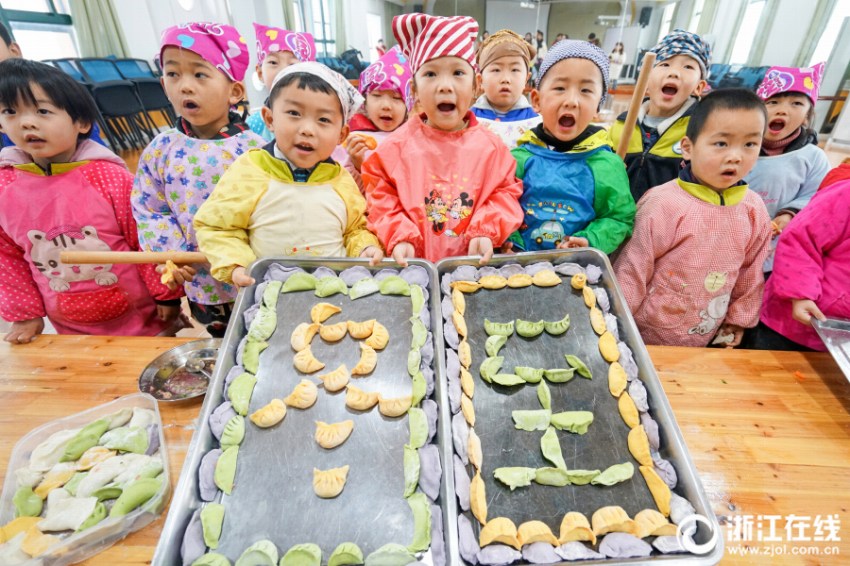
1 336 848 565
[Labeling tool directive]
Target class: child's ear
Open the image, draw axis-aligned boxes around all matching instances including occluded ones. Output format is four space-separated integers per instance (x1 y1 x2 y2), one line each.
10 42 21 58
229 81 246 106
680 136 694 161
338 125 350 145
261 106 274 130
693 79 707 99
530 89 542 113
475 73 483 93
256 64 263 82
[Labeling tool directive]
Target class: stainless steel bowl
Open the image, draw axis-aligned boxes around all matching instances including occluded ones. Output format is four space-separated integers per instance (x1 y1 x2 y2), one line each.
138 338 222 402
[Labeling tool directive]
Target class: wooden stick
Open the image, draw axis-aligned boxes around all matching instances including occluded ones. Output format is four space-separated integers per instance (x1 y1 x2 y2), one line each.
616 51 657 159
59 251 207 265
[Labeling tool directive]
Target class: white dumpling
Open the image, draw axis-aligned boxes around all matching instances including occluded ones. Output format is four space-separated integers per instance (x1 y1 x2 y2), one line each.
0 532 29 564
104 407 133 430
15 467 43 489
37 488 99 532
112 454 161 485
29 428 80 472
76 453 147 498
128 407 157 429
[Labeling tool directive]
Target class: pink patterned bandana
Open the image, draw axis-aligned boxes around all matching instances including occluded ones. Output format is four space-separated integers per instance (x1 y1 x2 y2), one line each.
160 22 249 82
358 46 414 110
253 23 316 65
757 62 825 104
393 13 478 74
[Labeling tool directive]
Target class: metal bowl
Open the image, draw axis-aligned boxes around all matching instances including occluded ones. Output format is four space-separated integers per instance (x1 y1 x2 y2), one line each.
138 338 222 402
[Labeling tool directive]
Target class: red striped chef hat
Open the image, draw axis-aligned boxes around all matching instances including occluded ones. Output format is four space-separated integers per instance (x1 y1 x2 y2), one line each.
392 13 478 74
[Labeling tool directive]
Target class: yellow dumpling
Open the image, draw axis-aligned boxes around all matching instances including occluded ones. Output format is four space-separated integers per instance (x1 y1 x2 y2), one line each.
452 310 468 338
458 339 472 369
479 517 519 549
34 465 76 499
291 322 320 352
628 425 653 466
618 392 640 428
77 446 116 471
378 395 411 418
506 273 533 288
608 362 627 398
249 398 287 428
311 302 341 324
559 512 596 545
313 465 349 498
451 280 481 293
351 342 378 376
583 286 597 308
460 367 475 398
531 270 561 287
570 273 587 289
640 465 672 517
590 307 607 336
479 275 507 289
591 506 637 537
634 509 676 538
468 428 483 471
345 384 380 411
284 379 318 409
293 346 325 374
517 520 559 546
470 471 487 525
315 420 354 449
319 321 348 342
452 287 466 315
347 319 375 339
461 394 475 427
599 331 620 362
21 525 59 558
365 321 389 350
318 365 350 393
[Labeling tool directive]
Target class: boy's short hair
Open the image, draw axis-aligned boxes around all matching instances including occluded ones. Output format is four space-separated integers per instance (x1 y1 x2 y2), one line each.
0 22 12 47
686 88 766 142
0 58 98 139
268 71 337 110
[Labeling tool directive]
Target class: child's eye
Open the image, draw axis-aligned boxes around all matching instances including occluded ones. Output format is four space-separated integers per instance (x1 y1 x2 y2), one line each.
165 71 178 78
286 110 300 117
582 88 594 94
195 73 208 79
319 117 332 124
714 141 727 147
746 142 759 148
37 108 51 115
423 71 436 78
0 108 15 115
765 100 777 105
454 69 466 77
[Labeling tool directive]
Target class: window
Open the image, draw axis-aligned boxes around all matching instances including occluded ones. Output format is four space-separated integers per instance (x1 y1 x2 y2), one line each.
311 0 335 57
729 0 765 64
809 0 850 66
0 0 77 60
657 2 676 44
688 0 705 32
292 0 305 33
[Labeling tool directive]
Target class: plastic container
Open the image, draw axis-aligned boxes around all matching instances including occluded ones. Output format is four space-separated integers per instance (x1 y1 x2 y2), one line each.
0 393 170 565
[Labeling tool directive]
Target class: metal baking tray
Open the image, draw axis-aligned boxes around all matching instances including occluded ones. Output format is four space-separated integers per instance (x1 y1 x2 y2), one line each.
813 317 850 381
153 259 457 565
437 249 723 565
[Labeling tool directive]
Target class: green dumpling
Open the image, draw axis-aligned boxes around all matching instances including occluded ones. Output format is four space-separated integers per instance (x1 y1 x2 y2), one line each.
403 444 420 498
214 446 239 495
407 348 421 377
109 476 162 517
537 381 551 411
543 313 571 336
364 544 416 566
62 417 110 462
533 467 570 487
515 319 545 338
410 285 425 315
192 553 232 566
408 408 428 449
100 426 149 454
411 372 426 407
515 366 544 384
64 471 88 497
228 373 257 416
479 356 504 383
407 492 431 552
379 275 411 296
543 368 575 383
248 305 277 342
550 411 594 434
484 319 514 336
541 426 567 471
410 317 427 350
328 543 364 566
564 354 592 378
13 486 42 517
93 485 122 501
492 373 525 386
564 469 601 485
242 340 268 374
201 503 225 549
315 276 348 298
282 272 317 293
494 467 537 491
77 501 107 532
485 335 508 357
262 280 283 308
220 415 246 448
512 409 551 431
350 278 381 300
235 539 279 566
590 462 634 486
280 543 322 566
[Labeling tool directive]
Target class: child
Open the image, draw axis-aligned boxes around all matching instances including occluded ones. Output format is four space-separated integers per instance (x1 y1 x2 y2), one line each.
744 175 850 351
471 30 541 149
0 59 182 343
132 23 264 337
335 46 412 192
508 40 634 254
246 23 317 141
614 89 772 348
362 13 524 265
608 29 711 203
194 62 383 287
747 63 830 273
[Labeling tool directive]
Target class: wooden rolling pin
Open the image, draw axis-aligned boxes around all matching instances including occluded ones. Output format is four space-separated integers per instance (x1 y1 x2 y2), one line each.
59 251 207 265
616 51 657 159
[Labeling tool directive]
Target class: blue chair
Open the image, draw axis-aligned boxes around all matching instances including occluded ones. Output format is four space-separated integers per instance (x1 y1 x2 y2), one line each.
114 59 175 127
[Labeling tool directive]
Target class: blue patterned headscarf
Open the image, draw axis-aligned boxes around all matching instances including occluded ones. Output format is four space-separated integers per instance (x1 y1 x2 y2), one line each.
536 39 610 106
650 29 712 78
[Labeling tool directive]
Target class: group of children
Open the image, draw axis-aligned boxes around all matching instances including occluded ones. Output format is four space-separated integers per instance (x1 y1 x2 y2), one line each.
0 15 846 355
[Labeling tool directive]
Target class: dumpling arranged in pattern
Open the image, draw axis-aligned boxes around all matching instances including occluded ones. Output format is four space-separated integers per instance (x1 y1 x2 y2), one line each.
314 420 354 449
284 380 318 409
313 465 350 498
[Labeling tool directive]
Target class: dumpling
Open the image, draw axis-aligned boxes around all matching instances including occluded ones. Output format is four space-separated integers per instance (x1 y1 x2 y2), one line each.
532 270 561 287
315 420 354 449
364 321 389 350
318 365 351 392
590 307 607 336
347 319 375 339
479 274 508 289
599 331 620 362
583 286 597 308
345 384 380 411
284 379 319 409
570 273 587 290
458 339 472 369
351 343 377 376
249 399 286 428
452 310 468 338
313 465 349 498
451 287 466 315
311 302 341 324
378 395 412 418
293 346 325 374
451 280 481 293
291 322 320 352
319 321 348 342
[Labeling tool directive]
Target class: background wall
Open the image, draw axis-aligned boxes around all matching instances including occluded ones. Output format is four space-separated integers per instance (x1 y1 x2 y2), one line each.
546 1 621 43
485 1 550 41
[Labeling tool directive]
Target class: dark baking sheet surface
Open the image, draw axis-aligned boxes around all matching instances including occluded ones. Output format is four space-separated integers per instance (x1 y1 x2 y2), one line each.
463 281 656 529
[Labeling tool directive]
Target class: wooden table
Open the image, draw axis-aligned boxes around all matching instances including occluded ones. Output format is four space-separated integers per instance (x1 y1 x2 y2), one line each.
1 336 848 565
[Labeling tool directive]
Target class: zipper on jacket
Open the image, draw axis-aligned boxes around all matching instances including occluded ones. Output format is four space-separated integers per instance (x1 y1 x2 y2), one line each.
719 193 725 206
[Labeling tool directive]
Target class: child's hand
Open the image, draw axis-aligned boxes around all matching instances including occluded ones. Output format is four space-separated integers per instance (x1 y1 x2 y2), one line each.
359 245 384 266
500 241 517 254
232 267 256 288
771 213 793 235
156 263 197 290
717 323 744 348
5 318 45 344
557 236 589 249
156 303 182 323
468 237 494 265
346 136 370 172
391 242 415 267
792 299 826 326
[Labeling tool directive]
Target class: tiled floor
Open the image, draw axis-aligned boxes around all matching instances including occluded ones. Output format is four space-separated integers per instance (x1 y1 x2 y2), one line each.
2 92 847 339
